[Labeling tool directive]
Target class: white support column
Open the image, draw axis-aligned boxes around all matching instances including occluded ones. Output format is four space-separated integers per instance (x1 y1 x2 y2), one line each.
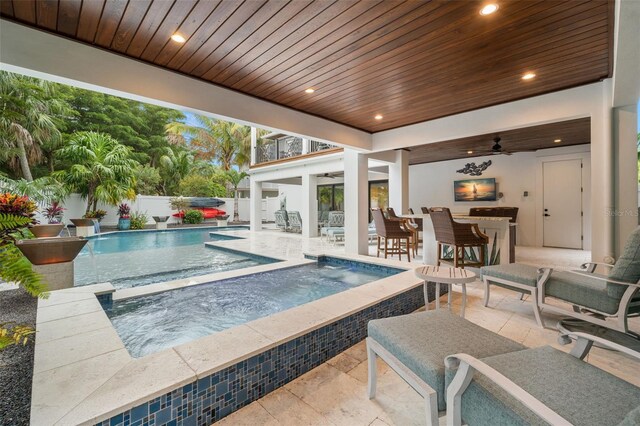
344 149 369 254
250 127 257 166
250 177 262 232
590 79 615 263
613 105 638 256
302 138 310 155
302 173 318 237
388 149 410 214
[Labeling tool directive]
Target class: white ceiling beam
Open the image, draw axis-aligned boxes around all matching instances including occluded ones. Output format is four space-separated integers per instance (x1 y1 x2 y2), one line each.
371 82 604 152
0 20 372 150
611 0 640 108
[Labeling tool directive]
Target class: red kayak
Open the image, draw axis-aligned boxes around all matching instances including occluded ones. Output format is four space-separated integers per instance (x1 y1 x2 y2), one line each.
172 207 226 219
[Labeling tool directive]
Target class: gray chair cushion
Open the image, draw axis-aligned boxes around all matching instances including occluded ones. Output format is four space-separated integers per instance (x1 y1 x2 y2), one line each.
481 264 539 293
609 226 640 298
546 271 622 314
447 346 640 426
367 310 525 411
618 405 640 426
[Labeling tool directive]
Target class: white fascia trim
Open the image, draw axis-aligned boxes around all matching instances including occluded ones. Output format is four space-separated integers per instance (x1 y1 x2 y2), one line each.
249 154 345 182
371 82 606 152
0 20 372 150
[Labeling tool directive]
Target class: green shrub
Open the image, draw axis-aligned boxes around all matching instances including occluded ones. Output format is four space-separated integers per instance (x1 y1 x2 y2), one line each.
183 209 204 224
130 211 148 229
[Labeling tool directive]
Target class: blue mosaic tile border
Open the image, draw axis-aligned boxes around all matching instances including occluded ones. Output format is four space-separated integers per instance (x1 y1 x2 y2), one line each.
306 254 407 275
207 232 245 241
205 245 282 264
96 284 440 426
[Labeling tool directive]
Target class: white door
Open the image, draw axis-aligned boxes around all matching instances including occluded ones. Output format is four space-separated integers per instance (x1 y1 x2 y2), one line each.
543 159 583 249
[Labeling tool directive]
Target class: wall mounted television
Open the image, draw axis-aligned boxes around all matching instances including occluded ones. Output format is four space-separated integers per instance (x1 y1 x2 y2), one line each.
454 178 497 202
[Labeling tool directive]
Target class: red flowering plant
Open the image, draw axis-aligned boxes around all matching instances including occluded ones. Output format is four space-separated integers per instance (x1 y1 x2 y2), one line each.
0 193 45 349
117 203 131 219
0 193 37 243
44 201 65 224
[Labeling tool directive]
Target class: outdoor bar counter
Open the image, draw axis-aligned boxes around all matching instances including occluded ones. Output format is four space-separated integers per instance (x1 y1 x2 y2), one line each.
403 213 515 266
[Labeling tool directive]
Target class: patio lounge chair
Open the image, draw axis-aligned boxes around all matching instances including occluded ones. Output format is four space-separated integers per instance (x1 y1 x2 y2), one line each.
287 211 302 233
320 211 344 242
481 226 640 332
367 310 525 425
274 210 289 231
445 331 640 426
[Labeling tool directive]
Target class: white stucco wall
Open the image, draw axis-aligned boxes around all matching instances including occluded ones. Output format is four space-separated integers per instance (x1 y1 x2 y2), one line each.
52 195 254 226
408 145 592 248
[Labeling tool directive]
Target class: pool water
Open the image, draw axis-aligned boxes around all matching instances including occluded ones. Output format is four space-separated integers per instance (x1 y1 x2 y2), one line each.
105 259 402 358
74 227 274 289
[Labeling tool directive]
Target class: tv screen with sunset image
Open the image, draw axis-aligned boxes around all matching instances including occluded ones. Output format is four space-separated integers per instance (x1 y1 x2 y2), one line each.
454 178 497 202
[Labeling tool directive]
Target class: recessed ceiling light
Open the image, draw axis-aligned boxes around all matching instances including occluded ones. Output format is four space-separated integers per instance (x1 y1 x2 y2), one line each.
170 33 186 43
554 139 562 143
467 150 474 154
479 4 499 15
522 72 536 80
374 114 383 120
305 88 315 94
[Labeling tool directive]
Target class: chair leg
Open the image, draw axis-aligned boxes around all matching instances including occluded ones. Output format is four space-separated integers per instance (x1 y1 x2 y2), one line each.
482 277 490 307
376 236 381 257
366 339 377 399
531 288 545 328
436 242 441 266
425 393 439 426
384 238 388 259
453 245 458 268
407 237 411 262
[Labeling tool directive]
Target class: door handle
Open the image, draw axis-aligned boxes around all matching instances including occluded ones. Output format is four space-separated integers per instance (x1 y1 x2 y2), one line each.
544 213 551 217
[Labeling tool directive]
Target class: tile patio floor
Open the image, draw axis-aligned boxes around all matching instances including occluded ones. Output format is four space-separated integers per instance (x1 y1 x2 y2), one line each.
213 228 639 426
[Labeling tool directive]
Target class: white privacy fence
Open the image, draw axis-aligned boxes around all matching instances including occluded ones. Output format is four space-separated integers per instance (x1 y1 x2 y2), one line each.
45 194 281 226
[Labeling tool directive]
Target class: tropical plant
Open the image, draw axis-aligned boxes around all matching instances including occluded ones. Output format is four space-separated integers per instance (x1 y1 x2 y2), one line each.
183 209 204 224
0 193 47 350
159 147 193 195
134 165 161 196
166 117 252 171
225 169 248 222
43 201 65 224
0 71 71 180
178 174 226 197
59 85 185 165
55 132 138 212
117 203 130 219
84 209 107 220
129 211 148 229
0 175 68 206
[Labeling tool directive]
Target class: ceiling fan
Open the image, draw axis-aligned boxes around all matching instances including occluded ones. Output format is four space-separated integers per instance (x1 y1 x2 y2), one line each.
471 136 514 156
487 136 513 155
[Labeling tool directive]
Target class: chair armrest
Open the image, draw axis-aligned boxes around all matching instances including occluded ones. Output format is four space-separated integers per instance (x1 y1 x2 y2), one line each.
565 270 640 288
445 354 572 426
561 331 640 362
580 262 615 273
470 223 489 240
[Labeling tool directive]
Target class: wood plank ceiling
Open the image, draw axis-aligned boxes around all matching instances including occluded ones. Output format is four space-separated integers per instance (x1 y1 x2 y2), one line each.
0 1 613 133
407 117 591 165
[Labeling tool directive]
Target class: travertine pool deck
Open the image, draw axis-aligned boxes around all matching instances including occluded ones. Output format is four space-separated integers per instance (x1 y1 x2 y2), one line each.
31 228 423 425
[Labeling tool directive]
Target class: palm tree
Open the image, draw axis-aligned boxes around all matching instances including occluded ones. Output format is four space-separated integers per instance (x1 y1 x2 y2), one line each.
55 132 138 213
159 147 193 195
225 169 248 222
0 71 67 181
165 116 251 171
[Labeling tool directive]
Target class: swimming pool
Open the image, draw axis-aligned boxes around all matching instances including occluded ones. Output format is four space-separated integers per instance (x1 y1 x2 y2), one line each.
105 257 404 357
74 227 276 289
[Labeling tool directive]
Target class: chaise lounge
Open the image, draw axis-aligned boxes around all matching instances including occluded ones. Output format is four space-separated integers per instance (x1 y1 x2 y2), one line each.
446 331 640 426
366 310 526 425
481 226 640 332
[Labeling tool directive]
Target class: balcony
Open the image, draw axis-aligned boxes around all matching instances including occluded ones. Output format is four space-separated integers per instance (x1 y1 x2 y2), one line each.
252 132 341 167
